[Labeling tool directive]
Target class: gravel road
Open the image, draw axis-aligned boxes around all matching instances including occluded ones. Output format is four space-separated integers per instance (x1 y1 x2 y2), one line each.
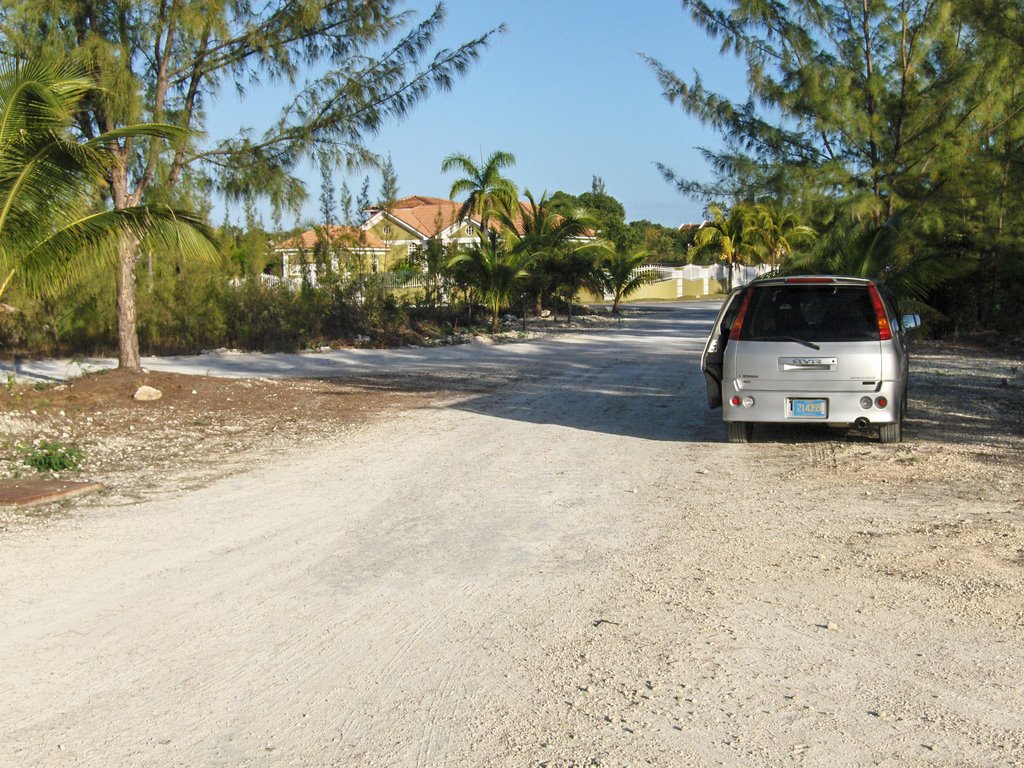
1 303 1022 767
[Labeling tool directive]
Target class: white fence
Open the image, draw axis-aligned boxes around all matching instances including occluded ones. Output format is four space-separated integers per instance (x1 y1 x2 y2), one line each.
670 263 772 287
245 262 771 299
600 263 772 300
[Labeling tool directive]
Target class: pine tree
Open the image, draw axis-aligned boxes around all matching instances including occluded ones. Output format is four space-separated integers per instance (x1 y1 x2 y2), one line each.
356 177 372 220
379 155 400 211
0 1 504 368
319 157 337 227
644 1 997 218
339 182 354 227
644 0 1024 311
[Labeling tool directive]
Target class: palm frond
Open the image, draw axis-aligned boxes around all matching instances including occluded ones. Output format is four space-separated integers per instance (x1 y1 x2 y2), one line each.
12 206 216 296
0 59 218 301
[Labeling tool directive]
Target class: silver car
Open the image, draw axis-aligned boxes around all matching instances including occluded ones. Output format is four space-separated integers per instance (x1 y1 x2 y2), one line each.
700 276 920 443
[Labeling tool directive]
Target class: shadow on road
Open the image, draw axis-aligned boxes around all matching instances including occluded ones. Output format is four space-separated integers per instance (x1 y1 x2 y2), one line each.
443 303 725 443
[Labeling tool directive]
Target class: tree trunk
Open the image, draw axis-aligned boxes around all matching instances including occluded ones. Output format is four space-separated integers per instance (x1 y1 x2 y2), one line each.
110 157 144 371
116 233 142 370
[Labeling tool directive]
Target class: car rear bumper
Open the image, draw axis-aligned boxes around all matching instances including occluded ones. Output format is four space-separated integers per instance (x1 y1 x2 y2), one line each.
721 380 902 425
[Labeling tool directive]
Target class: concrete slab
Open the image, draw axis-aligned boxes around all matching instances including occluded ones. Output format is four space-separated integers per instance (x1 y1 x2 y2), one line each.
0 479 104 506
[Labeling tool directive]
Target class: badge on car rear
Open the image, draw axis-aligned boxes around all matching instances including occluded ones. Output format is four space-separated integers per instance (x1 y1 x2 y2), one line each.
779 357 837 371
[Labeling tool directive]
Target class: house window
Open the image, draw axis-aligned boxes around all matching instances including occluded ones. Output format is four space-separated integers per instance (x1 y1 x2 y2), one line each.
382 225 392 236
466 225 475 235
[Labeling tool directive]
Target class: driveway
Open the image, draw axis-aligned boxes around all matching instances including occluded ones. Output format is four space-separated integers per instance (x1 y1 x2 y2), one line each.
1 302 1021 767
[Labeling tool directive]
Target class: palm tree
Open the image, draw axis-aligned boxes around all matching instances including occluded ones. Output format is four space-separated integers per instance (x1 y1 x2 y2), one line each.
502 189 596 258
448 231 529 332
551 241 607 324
0 60 215 314
691 203 761 291
441 150 518 239
495 189 596 316
595 246 658 312
787 209 972 300
751 201 816 271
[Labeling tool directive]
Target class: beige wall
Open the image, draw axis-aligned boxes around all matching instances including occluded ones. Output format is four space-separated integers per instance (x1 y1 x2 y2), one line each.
706 278 727 296
681 278 727 297
579 280 681 304
633 280 681 301
579 275 733 305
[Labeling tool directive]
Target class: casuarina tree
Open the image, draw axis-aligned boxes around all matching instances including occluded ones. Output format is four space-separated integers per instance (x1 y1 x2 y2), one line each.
643 0 1024 319
0 1 503 368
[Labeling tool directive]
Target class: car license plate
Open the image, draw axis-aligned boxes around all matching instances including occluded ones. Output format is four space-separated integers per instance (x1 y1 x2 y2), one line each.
788 398 828 419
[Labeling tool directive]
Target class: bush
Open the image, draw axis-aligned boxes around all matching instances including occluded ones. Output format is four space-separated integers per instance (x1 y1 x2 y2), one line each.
20 440 85 473
0 262 430 358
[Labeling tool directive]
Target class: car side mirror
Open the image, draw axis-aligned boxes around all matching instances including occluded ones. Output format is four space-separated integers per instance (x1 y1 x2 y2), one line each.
901 313 922 330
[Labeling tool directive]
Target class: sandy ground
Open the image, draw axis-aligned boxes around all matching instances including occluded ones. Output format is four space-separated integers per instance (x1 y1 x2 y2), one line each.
1 303 1022 767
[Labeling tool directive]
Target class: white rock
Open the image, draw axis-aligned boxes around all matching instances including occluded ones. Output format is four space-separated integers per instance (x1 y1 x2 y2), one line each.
133 385 163 402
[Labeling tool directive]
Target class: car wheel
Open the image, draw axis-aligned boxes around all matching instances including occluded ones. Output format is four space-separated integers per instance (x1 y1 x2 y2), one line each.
727 421 753 443
879 419 902 444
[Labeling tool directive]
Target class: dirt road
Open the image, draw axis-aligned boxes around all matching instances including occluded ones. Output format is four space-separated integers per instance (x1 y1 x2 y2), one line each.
2 304 1022 767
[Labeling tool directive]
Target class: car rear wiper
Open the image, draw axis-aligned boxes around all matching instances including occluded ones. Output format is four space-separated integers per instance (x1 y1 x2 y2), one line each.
757 335 821 350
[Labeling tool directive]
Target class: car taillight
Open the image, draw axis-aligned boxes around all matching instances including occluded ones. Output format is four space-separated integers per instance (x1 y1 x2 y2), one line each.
868 284 893 341
730 290 754 339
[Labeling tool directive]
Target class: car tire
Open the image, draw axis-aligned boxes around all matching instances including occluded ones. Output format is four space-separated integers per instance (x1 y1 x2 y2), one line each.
727 421 753 443
879 419 902 444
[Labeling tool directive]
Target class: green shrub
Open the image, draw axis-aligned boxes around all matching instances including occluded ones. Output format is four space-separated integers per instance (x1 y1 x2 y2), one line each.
20 440 85 473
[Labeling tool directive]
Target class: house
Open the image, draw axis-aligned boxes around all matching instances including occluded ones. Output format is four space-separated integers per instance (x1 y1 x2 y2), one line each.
274 196 496 284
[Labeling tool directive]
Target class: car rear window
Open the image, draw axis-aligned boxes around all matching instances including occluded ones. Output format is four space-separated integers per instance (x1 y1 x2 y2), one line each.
741 285 881 342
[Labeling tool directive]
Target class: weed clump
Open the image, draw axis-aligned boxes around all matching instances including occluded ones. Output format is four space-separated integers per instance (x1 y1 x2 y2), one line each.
19 440 85 473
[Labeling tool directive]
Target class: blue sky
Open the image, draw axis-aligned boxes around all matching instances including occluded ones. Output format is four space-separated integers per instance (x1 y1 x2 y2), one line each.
208 0 749 229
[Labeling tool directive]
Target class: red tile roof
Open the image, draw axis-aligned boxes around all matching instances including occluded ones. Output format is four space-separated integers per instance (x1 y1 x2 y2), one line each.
274 195 582 251
276 225 385 250
371 196 464 237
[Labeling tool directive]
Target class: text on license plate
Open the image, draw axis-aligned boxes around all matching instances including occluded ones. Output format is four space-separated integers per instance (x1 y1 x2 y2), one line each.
788 398 828 418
